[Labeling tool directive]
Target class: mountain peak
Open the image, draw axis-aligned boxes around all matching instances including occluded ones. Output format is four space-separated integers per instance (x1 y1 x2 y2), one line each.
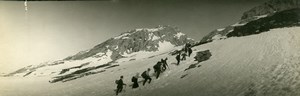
65 25 193 61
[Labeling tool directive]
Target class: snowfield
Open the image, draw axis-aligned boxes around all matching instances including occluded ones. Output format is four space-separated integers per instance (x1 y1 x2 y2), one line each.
1 27 300 96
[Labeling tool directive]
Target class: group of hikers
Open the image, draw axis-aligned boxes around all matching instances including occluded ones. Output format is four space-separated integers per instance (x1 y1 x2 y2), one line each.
115 43 193 95
176 43 193 65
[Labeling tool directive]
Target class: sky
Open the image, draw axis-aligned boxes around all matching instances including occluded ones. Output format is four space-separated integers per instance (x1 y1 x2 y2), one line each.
0 0 268 73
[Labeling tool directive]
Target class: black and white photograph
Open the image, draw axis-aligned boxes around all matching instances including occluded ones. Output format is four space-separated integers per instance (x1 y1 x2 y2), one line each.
1 0 300 96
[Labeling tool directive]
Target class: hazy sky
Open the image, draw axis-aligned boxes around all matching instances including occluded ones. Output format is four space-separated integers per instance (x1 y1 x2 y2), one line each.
0 0 268 73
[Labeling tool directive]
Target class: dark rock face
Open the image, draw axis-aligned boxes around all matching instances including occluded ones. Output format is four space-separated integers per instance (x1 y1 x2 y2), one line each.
184 50 212 71
50 63 114 83
228 8 300 37
199 0 300 45
194 50 212 63
199 26 235 45
64 25 194 61
241 0 300 21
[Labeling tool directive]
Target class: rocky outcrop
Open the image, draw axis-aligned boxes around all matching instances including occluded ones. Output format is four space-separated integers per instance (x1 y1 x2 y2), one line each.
228 8 300 37
194 50 212 63
241 0 300 21
184 50 212 71
199 26 234 45
199 0 300 45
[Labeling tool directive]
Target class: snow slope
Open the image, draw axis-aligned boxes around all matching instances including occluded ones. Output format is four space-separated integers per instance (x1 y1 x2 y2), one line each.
128 27 300 96
1 27 300 96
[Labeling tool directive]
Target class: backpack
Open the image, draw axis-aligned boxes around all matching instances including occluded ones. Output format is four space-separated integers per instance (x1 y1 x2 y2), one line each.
188 48 193 53
131 77 134 82
115 80 119 84
176 55 180 59
141 71 147 77
153 64 159 69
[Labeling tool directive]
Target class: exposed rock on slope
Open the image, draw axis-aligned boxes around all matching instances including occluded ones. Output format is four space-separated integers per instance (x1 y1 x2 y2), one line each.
194 50 212 63
64 25 193 61
199 0 300 45
241 0 300 21
228 8 300 37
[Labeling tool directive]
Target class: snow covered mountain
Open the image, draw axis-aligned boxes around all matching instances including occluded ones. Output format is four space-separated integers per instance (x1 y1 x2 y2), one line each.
199 0 300 45
64 25 192 61
1 0 300 96
4 25 194 81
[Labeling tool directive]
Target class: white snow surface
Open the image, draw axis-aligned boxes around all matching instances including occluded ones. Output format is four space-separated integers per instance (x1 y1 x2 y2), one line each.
25 50 114 77
151 35 160 41
174 32 185 38
114 33 131 39
211 34 227 41
228 29 234 32
157 41 175 52
1 27 300 96
118 41 176 63
231 22 247 27
217 28 225 31
254 14 268 19
148 33 160 41
115 27 165 40
135 27 164 32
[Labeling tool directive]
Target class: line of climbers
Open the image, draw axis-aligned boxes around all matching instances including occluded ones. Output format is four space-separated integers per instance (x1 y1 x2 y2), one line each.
115 42 193 95
176 42 193 65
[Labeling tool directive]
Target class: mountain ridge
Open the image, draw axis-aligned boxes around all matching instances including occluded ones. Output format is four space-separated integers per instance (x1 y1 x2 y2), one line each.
4 25 194 78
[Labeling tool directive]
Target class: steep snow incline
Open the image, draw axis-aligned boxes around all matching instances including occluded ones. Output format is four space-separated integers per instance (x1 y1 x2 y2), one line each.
0 27 299 96
5 25 194 79
127 27 300 96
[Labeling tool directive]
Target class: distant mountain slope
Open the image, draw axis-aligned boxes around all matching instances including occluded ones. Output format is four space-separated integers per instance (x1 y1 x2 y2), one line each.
199 0 300 45
64 25 193 61
4 25 194 79
228 8 300 37
241 0 300 21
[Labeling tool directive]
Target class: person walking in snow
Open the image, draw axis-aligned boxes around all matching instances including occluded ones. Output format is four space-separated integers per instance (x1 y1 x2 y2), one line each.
153 61 162 79
188 47 193 57
176 53 181 65
184 42 192 56
186 42 192 48
116 76 126 95
184 43 191 53
131 73 140 89
183 47 188 53
181 52 187 61
161 58 169 71
141 68 152 86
